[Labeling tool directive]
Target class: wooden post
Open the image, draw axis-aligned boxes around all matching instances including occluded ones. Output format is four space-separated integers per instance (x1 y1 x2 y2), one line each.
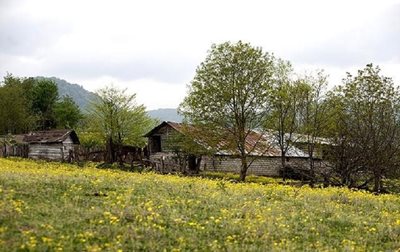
61 147 64 162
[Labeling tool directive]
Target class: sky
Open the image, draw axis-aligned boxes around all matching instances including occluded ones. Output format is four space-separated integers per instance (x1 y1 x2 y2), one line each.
1 0 399 110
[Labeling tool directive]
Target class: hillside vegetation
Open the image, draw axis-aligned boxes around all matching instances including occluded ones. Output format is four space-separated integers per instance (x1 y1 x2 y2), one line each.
0 158 399 251
35 77 97 110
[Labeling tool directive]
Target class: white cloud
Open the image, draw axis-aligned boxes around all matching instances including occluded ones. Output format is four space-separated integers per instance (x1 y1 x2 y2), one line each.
80 76 187 110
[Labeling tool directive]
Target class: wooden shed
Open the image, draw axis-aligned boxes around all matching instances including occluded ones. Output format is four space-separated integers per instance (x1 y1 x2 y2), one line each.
23 129 80 161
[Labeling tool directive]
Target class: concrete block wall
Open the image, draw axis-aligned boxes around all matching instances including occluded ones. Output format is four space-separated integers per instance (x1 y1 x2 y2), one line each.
149 152 324 177
201 156 283 176
202 156 321 177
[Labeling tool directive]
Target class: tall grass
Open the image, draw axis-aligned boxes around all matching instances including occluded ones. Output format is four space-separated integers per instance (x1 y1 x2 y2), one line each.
0 158 399 251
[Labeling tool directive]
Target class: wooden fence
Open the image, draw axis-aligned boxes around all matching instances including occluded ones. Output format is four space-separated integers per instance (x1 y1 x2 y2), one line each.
0 144 29 158
0 144 148 166
75 146 148 163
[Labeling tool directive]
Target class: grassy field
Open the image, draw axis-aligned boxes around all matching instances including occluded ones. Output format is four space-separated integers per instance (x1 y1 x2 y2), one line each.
0 158 399 251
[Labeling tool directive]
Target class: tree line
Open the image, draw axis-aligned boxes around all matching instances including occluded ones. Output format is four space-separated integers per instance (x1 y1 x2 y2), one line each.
0 74 82 133
180 41 400 192
0 76 156 164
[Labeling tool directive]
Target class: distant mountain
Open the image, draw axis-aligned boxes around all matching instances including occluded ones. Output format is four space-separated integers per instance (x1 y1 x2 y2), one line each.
35 77 97 110
34 77 182 121
147 108 182 123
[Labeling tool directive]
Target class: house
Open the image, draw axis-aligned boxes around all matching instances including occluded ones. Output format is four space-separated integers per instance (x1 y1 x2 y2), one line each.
145 121 325 176
0 129 80 161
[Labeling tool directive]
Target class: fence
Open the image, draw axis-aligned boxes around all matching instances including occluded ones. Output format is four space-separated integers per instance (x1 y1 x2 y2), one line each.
0 144 147 162
0 144 29 158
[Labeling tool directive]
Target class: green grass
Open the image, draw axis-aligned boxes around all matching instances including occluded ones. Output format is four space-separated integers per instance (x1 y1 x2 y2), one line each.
200 171 299 185
0 158 399 251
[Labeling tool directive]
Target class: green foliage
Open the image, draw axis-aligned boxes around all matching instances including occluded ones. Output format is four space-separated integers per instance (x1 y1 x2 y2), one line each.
266 59 305 155
200 171 290 184
326 64 400 192
29 79 59 129
37 76 98 110
54 96 83 129
165 124 216 157
163 124 218 173
85 85 155 162
0 74 36 134
181 41 273 129
0 74 83 133
0 158 399 251
180 41 275 180
298 70 330 138
77 126 104 150
30 79 59 114
296 71 330 183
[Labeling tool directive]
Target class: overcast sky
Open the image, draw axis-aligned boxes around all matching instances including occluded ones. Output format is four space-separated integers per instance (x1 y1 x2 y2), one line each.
1 0 399 109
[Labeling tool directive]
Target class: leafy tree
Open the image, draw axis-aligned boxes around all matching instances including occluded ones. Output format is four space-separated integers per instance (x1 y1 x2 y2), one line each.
87 85 155 163
54 96 83 129
165 124 218 174
0 74 84 134
266 60 309 178
0 74 36 134
297 70 330 185
30 79 59 129
180 41 274 181
327 64 400 192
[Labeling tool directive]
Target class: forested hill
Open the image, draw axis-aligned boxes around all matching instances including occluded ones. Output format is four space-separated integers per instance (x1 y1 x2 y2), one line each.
35 77 97 110
35 77 182 122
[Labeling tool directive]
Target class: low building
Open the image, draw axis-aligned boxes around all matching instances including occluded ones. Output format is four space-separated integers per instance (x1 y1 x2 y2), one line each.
145 121 325 177
0 129 80 161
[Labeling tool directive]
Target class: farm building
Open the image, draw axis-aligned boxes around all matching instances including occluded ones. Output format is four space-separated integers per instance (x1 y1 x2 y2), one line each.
0 129 80 161
145 121 325 177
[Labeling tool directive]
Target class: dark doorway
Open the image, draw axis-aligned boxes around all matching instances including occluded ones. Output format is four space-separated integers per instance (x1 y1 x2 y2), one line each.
151 136 161 153
188 155 197 171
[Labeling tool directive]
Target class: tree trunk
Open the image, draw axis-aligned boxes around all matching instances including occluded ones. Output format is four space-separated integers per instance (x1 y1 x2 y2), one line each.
309 157 315 187
373 169 382 193
106 137 115 163
308 154 316 187
239 155 248 182
116 144 123 166
281 152 286 180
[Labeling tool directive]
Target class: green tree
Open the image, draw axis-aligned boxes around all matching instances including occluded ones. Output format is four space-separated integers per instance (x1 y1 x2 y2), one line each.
297 70 330 185
266 60 309 178
327 64 400 192
0 74 36 134
87 85 154 163
30 79 59 129
180 41 274 181
54 96 83 129
165 124 218 174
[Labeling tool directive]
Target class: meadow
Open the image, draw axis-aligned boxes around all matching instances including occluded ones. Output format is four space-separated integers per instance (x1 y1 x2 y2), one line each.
0 158 399 251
